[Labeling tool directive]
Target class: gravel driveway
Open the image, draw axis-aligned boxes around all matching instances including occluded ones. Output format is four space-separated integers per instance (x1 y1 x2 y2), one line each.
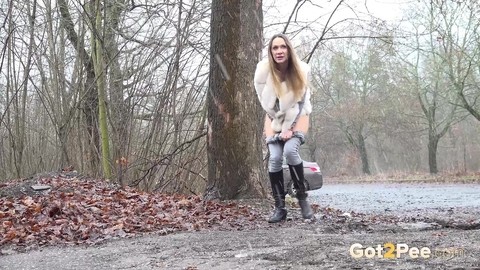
2 182 480 270
310 182 480 214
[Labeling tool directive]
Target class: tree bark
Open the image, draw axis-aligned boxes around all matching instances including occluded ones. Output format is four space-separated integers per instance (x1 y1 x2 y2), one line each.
357 131 371 175
13 0 37 177
58 0 100 175
92 0 112 179
205 0 266 200
104 0 129 184
428 132 439 174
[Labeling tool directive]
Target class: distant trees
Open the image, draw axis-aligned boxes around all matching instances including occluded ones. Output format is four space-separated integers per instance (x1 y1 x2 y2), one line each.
1 0 479 190
310 21 397 175
397 0 477 173
307 0 480 176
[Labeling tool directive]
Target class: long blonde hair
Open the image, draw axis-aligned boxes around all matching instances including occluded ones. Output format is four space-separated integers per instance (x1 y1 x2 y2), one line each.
267 34 307 101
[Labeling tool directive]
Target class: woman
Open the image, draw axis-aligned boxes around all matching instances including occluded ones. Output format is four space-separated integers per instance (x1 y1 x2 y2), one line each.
254 33 314 223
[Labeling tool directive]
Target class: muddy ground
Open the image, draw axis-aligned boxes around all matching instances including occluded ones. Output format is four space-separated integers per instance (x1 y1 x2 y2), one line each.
1 175 480 270
1 224 480 270
2 203 480 270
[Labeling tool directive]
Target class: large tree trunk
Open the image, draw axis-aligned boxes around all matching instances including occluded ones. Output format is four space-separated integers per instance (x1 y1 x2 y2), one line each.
205 0 267 200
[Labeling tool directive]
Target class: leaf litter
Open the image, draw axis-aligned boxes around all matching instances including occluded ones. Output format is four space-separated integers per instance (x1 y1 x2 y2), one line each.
0 173 264 250
2 172 478 254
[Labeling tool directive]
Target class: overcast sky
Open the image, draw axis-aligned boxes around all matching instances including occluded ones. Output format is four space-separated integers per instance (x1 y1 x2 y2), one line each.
260 0 411 55
263 0 408 31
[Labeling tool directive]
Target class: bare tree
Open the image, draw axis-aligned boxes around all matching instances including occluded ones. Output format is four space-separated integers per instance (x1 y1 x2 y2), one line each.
3 0 480 186
103 0 130 185
397 0 469 174
435 1 480 121
205 0 267 200
311 22 396 175
58 0 100 175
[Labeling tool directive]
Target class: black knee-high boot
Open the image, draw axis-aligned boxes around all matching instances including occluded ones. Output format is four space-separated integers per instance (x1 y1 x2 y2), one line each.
289 163 314 219
268 170 287 223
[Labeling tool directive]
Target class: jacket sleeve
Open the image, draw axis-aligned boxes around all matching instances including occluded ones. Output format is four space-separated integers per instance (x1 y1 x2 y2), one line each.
302 87 312 115
301 61 312 115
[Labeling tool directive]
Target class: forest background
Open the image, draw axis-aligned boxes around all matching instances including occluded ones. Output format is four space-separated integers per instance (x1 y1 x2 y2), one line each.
1 0 479 199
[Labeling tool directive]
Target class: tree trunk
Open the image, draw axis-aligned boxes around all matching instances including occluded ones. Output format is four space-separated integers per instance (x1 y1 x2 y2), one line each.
45 0 72 168
104 0 129 185
58 0 100 175
428 132 439 174
92 0 112 179
357 131 371 175
13 0 37 177
205 0 266 200
83 70 100 175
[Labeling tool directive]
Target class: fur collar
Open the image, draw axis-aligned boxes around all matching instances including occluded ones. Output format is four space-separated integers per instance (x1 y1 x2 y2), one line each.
254 59 312 132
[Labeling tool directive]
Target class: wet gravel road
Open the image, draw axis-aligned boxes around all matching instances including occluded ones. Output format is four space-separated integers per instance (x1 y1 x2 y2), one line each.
2 181 480 270
309 182 480 214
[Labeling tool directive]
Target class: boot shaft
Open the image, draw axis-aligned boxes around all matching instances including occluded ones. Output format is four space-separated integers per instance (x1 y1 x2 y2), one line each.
269 170 285 199
288 163 314 219
268 170 287 222
288 163 308 197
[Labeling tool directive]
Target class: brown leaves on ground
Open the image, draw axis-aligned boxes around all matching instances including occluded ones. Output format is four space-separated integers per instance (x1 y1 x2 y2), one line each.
6 173 471 252
0 175 263 249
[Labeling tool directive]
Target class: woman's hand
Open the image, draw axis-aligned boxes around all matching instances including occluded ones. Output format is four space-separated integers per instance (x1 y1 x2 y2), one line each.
280 129 294 140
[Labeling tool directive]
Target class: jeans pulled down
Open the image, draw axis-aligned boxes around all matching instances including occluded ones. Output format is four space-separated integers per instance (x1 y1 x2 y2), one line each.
267 135 303 173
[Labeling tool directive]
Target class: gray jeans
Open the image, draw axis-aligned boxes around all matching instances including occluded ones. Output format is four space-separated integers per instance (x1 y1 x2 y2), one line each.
267 137 303 173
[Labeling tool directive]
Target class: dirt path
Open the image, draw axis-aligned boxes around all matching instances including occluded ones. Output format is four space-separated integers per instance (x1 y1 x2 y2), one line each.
2 211 480 270
2 176 480 270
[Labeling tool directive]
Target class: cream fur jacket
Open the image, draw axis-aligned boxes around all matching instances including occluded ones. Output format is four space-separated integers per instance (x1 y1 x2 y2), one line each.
254 59 312 133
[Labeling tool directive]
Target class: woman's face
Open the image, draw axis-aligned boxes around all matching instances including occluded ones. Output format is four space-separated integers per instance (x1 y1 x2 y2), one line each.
270 37 289 65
